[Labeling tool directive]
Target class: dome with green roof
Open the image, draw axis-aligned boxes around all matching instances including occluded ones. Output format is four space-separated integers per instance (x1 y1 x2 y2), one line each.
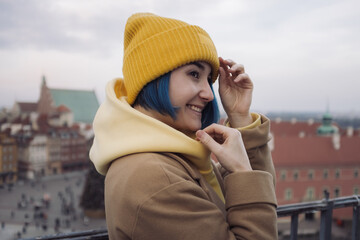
317 112 338 136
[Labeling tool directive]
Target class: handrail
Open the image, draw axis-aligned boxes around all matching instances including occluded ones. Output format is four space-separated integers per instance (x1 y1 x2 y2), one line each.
20 229 108 240
277 194 360 216
20 195 360 240
277 194 360 240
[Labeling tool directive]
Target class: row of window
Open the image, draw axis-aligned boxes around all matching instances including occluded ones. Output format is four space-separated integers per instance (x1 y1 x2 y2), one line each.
2 154 13 161
280 168 359 181
2 146 15 152
2 163 15 171
284 186 359 201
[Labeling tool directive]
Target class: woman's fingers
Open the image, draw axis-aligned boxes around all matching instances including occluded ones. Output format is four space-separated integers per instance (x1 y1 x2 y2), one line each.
196 129 222 155
196 124 252 173
233 73 253 87
197 124 231 151
230 63 245 74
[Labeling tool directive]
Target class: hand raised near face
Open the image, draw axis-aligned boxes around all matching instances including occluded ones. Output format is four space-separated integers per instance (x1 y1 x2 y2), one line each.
218 57 253 128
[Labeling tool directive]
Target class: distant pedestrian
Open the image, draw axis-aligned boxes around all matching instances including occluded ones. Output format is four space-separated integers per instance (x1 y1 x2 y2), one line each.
42 223 47 231
55 218 60 232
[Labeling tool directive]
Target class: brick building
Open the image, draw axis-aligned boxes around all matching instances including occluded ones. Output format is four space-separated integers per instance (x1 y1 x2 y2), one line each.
271 113 360 219
37 76 99 124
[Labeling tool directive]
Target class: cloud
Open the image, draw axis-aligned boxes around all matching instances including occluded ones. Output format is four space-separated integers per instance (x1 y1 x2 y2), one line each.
0 0 126 55
0 0 359 112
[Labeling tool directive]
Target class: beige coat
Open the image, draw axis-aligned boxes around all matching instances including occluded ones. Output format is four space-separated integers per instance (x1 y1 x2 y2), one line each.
104 117 278 240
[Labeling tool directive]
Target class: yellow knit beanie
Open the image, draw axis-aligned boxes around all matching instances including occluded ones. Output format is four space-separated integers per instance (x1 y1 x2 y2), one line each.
122 13 219 104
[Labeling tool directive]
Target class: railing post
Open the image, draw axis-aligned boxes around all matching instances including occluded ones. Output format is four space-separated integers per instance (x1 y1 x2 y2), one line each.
320 191 333 240
352 198 360 240
290 213 298 240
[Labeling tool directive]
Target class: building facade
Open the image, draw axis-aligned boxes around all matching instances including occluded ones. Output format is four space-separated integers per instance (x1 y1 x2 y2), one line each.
0 131 18 186
271 113 360 219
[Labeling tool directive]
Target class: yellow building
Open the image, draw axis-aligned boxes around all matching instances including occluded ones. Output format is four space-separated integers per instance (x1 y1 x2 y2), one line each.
0 131 18 186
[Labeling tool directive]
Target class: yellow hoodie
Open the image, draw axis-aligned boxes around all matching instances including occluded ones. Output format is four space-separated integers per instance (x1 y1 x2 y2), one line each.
90 78 225 202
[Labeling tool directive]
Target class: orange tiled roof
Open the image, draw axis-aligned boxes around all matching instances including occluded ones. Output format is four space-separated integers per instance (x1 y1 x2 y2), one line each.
56 104 71 113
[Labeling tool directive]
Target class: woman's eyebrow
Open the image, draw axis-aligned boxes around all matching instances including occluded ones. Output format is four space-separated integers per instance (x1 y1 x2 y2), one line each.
190 62 205 70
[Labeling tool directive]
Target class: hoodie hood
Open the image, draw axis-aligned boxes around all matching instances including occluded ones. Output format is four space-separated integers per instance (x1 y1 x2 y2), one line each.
89 78 213 176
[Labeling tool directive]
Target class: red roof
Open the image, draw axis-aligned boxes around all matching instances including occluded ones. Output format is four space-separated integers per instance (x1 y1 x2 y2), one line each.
17 102 38 112
56 104 71 113
272 135 360 167
271 120 321 137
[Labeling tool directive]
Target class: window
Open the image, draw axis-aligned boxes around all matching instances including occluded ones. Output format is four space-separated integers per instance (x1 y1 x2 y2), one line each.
335 169 341 179
308 170 314 180
305 187 315 200
280 170 287 181
285 188 293 200
334 187 340 198
355 169 359 178
293 171 299 181
323 169 328 179
354 187 359 195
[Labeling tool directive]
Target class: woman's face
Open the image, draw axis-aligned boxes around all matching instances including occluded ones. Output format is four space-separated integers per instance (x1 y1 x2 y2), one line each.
166 61 214 134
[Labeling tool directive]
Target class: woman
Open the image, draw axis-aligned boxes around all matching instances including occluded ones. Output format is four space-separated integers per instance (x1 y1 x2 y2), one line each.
90 13 277 239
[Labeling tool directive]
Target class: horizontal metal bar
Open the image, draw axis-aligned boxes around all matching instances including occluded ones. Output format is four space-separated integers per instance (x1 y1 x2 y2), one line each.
277 195 360 217
20 229 108 240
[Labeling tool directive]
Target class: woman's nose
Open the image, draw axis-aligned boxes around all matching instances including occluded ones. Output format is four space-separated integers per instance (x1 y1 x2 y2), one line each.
199 81 214 102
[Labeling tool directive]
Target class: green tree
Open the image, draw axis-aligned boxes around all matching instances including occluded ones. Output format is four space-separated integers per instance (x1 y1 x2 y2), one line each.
80 162 105 210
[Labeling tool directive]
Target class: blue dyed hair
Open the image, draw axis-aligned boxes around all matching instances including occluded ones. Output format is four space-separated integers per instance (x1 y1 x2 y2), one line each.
133 72 220 129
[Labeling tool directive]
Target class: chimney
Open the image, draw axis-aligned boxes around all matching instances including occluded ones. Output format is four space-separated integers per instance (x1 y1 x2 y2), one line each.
299 131 305 138
307 118 314 125
332 133 341 150
291 118 297 124
346 126 354 137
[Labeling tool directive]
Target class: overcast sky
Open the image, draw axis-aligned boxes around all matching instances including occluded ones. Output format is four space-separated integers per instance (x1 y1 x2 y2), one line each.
1 0 359 115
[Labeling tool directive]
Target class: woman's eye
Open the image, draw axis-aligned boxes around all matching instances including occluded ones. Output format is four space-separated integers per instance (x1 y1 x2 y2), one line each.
190 71 200 79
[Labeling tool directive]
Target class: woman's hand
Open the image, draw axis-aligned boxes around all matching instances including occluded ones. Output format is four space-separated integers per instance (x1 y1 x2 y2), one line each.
196 124 252 173
218 57 254 128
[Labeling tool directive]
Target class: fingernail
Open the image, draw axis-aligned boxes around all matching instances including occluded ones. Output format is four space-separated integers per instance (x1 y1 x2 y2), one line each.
196 130 204 139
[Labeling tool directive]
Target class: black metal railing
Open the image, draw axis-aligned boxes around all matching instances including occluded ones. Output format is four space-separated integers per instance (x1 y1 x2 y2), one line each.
20 229 109 240
21 194 360 240
277 193 360 240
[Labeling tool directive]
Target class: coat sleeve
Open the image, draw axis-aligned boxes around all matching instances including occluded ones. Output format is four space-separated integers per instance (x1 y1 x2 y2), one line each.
217 114 276 186
240 114 276 186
